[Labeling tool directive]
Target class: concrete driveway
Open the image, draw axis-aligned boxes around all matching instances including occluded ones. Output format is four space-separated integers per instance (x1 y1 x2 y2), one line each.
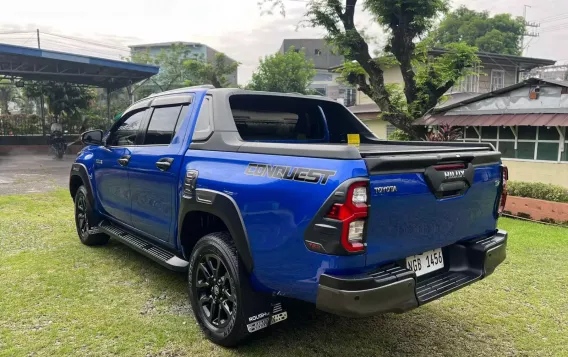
0 153 75 196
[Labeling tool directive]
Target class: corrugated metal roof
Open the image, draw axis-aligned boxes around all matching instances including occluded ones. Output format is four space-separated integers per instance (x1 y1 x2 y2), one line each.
347 103 381 114
416 113 568 127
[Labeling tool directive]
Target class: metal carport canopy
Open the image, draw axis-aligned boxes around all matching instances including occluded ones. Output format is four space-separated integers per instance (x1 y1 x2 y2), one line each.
0 43 159 90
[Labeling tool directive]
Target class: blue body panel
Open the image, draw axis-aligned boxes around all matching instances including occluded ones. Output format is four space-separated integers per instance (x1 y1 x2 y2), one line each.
179 150 368 302
93 147 131 224
365 165 501 269
75 88 501 305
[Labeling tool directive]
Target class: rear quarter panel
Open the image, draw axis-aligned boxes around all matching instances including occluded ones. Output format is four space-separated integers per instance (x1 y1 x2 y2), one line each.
181 150 368 302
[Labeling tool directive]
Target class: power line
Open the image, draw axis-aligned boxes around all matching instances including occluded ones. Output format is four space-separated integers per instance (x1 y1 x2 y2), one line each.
39 39 127 58
0 31 34 35
541 25 568 33
541 23 568 31
537 11 568 22
539 14 568 24
42 32 130 52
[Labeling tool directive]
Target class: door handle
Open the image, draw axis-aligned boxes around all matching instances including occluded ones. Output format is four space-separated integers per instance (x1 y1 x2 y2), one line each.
117 155 131 167
156 157 174 171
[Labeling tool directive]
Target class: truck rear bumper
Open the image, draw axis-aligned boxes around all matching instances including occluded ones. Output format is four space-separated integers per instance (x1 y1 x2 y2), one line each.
316 230 507 317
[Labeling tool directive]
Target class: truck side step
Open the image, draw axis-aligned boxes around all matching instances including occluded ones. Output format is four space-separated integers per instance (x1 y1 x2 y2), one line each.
416 271 479 304
99 221 189 272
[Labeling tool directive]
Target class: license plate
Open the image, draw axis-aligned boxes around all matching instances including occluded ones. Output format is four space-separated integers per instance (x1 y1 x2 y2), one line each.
406 248 444 277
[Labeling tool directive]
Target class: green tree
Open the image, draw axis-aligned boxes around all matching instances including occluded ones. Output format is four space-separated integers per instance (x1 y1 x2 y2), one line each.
0 80 19 114
183 52 239 88
23 82 95 128
129 43 193 94
431 7 525 55
247 47 316 94
260 0 480 137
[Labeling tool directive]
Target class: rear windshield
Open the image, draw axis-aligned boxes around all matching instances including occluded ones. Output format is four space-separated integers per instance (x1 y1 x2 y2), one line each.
229 94 370 143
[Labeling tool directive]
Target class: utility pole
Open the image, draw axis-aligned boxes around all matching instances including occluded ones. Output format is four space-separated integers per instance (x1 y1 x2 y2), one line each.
36 28 46 135
522 5 540 56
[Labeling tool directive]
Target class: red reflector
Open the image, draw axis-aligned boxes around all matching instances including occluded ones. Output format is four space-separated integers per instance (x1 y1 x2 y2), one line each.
327 204 341 220
434 163 466 171
498 165 509 215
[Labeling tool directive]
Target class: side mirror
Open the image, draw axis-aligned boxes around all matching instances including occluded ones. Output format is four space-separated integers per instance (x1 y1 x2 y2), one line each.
81 130 104 146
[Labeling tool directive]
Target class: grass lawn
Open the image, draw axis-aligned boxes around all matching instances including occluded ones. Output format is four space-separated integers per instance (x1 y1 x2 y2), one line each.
1 190 567 357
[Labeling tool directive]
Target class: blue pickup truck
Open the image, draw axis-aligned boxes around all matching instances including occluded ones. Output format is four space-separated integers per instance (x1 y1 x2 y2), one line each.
70 86 508 346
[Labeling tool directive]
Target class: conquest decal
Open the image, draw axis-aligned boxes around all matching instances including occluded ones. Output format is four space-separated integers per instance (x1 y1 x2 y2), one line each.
245 163 336 185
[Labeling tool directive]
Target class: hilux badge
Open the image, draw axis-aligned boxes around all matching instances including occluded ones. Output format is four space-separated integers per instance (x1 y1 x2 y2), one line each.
444 170 465 179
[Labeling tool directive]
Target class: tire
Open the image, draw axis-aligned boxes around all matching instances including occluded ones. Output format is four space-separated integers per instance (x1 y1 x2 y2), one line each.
74 185 109 246
55 143 65 159
188 232 250 347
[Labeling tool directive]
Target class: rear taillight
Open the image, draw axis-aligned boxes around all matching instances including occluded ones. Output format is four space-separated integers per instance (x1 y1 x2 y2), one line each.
498 165 509 215
326 181 368 252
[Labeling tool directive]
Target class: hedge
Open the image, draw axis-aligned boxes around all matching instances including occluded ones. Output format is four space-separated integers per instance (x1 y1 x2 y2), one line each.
508 181 568 203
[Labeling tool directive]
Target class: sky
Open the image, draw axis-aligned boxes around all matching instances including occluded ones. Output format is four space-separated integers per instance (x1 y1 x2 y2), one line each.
1 0 568 85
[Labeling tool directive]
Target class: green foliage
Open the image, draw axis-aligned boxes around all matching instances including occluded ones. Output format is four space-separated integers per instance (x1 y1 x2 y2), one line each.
431 6 525 55
508 181 568 203
23 82 94 121
129 44 238 96
383 83 407 113
364 0 450 43
129 43 193 93
0 114 41 135
424 124 462 141
0 80 20 115
297 0 479 138
183 52 239 88
247 47 316 94
387 128 410 141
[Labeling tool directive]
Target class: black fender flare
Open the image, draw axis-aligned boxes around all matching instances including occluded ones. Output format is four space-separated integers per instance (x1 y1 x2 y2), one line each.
178 188 254 273
69 163 95 206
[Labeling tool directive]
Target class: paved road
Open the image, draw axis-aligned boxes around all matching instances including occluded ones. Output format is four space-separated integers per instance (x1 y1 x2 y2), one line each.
0 154 75 196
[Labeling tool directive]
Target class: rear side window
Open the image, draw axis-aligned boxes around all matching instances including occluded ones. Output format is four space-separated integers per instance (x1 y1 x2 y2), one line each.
143 105 183 145
229 95 326 142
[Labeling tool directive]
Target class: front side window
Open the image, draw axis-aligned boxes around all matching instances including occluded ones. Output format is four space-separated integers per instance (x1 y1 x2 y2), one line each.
108 109 147 146
143 105 183 145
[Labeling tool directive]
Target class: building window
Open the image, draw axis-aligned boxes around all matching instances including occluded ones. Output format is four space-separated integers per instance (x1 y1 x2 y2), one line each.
314 49 322 56
452 64 480 93
491 70 505 91
464 126 480 141
313 87 327 96
386 124 397 139
458 126 568 163
313 73 333 81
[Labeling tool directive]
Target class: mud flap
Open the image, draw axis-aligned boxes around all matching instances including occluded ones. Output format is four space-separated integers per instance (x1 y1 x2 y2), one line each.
241 283 288 333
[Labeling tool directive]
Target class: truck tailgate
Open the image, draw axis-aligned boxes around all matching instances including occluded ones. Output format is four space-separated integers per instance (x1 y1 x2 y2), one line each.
363 150 502 268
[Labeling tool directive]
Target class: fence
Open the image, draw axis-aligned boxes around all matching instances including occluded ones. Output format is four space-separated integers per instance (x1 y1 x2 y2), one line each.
0 114 110 136
0 114 44 136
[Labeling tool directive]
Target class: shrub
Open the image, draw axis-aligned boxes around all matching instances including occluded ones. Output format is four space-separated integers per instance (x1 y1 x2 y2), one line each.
388 129 410 141
424 124 462 141
508 181 568 203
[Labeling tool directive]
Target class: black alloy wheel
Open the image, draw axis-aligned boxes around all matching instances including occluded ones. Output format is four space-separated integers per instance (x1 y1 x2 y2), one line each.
195 253 237 329
76 192 89 238
73 185 109 246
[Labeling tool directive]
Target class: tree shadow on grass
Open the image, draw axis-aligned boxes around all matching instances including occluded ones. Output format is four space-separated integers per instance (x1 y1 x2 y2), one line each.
99 240 513 357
